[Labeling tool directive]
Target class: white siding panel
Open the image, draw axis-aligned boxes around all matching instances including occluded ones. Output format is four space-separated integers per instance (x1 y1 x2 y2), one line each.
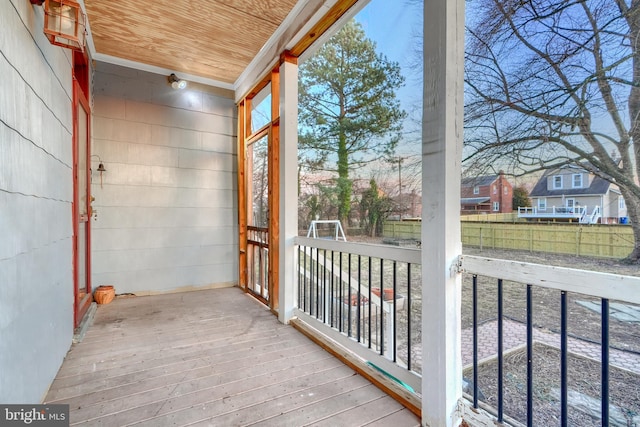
95 186 234 209
177 149 235 172
92 263 237 294
92 226 236 251
1 0 74 404
92 63 238 295
93 95 126 120
202 93 236 117
94 206 236 229
150 124 202 149
202 132 236 153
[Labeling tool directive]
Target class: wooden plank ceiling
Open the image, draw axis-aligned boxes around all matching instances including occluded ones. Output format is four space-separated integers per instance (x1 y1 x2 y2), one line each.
84 0 299 85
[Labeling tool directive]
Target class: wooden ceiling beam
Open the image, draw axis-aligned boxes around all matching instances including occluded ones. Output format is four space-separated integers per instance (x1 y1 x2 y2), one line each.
289 0 360 57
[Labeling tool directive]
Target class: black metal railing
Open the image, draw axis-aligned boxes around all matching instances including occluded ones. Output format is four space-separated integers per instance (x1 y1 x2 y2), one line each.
295 237 422 380
461 255 639 427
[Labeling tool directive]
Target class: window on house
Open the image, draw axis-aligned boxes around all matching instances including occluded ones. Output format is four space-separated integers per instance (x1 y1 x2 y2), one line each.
619 197 626 210
538 198 547 210
566 198 575 209
572 174 583 188
553 175 562 189
473 186 479 195
493 185 497 194
493 201 500 211
504 187 508 195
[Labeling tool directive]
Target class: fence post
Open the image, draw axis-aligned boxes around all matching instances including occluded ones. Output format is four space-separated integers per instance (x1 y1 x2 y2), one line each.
529 227 533 253
492 226 496 249
610 228 614 257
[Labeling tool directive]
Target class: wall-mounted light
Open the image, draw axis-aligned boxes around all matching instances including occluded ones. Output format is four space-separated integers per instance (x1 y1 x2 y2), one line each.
31 0 86 52
91 155 106 188
168 73 187 90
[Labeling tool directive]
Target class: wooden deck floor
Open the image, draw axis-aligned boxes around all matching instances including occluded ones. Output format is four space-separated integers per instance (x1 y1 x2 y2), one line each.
45 287 420 426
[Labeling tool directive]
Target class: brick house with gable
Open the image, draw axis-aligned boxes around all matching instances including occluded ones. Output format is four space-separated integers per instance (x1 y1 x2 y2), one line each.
460 172 513 214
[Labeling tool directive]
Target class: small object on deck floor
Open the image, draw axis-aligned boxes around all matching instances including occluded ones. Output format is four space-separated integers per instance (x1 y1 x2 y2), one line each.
366 361 415 393
94 285 115 304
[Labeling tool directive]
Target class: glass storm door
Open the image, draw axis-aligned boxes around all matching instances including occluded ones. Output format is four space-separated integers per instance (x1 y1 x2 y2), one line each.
74 83 91 327
246 132 270 303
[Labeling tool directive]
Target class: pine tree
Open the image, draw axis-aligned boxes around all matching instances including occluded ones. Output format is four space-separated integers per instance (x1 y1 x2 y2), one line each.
299 20 406 227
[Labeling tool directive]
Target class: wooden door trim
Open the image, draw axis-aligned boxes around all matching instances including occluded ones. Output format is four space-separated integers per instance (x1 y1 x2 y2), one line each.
72 80 92 328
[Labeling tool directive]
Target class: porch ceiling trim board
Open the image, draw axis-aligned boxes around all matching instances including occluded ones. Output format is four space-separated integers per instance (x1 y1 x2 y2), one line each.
83 0 300 85
90 53 235 91
235 0 368 100
81 0 369 95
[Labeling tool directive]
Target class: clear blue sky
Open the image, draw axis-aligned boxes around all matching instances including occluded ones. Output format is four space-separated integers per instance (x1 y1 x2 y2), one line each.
355 0 423 159
355 1 422 114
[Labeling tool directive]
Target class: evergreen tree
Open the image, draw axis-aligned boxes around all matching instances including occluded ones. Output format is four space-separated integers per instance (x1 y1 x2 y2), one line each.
512 186 531 210
299 20 406 226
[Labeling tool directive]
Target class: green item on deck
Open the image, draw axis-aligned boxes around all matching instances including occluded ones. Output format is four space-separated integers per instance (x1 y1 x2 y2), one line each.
366 361 415 393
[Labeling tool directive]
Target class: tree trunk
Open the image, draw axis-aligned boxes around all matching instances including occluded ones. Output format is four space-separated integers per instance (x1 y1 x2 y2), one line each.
624 1 640 262
337 129 351 227
623 188 640 262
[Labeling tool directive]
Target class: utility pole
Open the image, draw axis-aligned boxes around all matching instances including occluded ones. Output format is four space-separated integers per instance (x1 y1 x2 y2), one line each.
389 155 408 220
398 156 403 220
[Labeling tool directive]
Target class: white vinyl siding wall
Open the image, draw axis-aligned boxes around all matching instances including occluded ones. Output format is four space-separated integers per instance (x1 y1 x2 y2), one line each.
91 63 238 294
0 0 74 403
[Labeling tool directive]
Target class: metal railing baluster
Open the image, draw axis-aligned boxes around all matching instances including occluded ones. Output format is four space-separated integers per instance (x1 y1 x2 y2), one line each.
407 263 412 371
498 278 504 424
602 298 610 427
393 261 397 363
561 291 568 427
357 255 362 343
368 256 372 349
472 274 478 409
348 253 352 337
527 284 533 427
380 258 384 356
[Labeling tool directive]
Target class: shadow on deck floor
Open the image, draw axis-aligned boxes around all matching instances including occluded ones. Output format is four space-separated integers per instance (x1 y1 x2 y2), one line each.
45 287 420 426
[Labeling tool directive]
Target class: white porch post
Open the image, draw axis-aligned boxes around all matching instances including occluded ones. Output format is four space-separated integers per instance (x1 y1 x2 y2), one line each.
278 55 299 324
421 0 465 425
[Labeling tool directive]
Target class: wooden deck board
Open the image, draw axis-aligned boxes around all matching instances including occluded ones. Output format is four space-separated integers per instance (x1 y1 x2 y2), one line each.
44 288 420 426
51 340 322 393
68 355 346 425
49 335 318 397
310 396 407 426
128 366 363 426
364 408 423 426
246 383 387 426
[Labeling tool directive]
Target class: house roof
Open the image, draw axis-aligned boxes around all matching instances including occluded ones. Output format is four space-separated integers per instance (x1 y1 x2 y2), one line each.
461 197 491 205
529 168 611 197
461 175 498 188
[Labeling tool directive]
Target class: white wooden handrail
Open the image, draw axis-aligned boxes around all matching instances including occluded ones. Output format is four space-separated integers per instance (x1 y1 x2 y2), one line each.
459 255 640 304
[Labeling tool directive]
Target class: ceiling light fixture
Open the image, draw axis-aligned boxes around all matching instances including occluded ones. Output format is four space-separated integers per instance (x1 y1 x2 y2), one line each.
168 73 187 90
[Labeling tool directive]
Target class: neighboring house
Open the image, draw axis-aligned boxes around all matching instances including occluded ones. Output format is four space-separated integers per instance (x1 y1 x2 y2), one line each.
519 165 627 224
460 172 513 214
